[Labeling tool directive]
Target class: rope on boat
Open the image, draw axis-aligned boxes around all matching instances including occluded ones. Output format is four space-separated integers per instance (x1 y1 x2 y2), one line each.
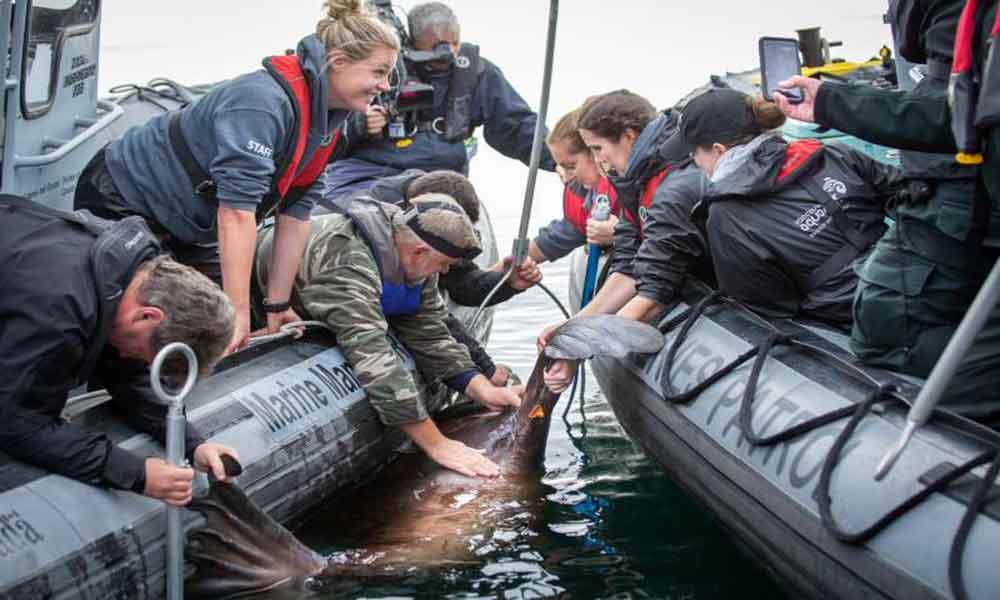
655 288 1000 600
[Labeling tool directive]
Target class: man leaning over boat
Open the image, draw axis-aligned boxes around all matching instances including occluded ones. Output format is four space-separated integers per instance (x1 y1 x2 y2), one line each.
0 195 239 506
254 193 522 478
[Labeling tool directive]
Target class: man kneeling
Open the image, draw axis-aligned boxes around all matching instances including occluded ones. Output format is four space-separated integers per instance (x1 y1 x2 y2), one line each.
0 195 238 506
255 194 521 477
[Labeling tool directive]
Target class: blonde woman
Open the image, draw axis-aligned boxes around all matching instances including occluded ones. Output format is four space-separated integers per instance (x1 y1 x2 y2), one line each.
75 0 400 353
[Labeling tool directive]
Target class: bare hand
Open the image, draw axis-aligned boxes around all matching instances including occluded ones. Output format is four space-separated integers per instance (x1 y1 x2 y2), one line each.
490 364 510 387
536 322 563 353
773 76 822 123
225 308 251 355
543 359 577 394
478 384 522 412
143 458 195 506
502 255 542 290
193 443 241 482
266 307 302 334
366 105 388 136
586 213 618 247
425 437 500 478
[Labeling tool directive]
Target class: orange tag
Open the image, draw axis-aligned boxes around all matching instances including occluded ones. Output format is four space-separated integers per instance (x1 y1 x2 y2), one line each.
529 405 545 420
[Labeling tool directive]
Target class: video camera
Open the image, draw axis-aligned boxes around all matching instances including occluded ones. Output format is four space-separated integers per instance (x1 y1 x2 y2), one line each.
369 0 452 137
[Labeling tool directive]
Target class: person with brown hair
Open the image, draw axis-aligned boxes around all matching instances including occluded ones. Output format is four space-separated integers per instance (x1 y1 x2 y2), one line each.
678 88 900 325
74 0 400 355
538 90 712 393
0 196 238 506
525 105 620 265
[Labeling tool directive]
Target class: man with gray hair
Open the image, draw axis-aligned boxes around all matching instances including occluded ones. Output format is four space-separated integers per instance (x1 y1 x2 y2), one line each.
255 193 522 477
0 195 239 507
321 1 555 207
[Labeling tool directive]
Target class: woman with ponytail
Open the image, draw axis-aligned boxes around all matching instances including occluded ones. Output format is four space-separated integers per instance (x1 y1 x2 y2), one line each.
677 88 901 325
539 90 714 394
74 0 400 353
526 105 620 265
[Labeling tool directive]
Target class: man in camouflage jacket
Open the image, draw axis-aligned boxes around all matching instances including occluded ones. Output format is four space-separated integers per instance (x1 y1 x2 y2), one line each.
255 193 521 477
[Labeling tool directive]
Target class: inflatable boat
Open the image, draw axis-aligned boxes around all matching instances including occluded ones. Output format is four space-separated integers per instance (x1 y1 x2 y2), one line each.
573 267 1000 600
0 2 499 597
567 63 1000 598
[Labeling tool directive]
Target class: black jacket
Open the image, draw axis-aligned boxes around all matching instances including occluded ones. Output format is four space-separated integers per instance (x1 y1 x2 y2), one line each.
608 113 714 305
0 196 203 492
703 136 902 325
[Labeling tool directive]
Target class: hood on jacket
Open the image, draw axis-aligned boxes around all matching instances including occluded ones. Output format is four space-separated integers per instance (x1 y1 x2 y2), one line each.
609 109 681 205
345 197 408 286
706 134 823 200
297 34 350 138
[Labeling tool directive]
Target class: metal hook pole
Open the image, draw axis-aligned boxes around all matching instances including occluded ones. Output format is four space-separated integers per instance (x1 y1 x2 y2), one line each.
151 342 199 600
874 256 1000 481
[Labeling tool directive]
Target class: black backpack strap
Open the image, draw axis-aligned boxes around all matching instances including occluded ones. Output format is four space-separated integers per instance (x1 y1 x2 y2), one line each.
168 111 217 200
796 174 884 293
0 193 112 236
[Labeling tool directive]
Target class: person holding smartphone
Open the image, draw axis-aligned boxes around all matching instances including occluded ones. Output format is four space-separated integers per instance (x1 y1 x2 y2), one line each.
773 0 1000 424
675 88 901 326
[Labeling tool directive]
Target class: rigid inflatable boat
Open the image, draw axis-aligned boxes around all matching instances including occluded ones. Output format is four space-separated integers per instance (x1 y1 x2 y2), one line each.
568 37 1000 599
0 2 498 597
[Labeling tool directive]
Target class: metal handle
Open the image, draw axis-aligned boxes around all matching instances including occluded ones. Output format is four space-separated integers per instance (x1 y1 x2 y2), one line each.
150 342 198 600
14 99 124 168
150 342 199 409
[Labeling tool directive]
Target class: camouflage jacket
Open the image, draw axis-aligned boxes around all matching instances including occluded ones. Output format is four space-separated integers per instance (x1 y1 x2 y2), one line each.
255 201 478 426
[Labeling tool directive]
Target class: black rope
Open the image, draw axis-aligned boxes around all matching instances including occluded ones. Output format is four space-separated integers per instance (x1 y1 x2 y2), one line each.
738 332 861 446
655 288 1000 600
816 384 997 546
949 451 1000 600
662 291 766 404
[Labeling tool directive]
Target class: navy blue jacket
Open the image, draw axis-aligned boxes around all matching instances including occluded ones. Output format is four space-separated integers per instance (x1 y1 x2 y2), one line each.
325 57 555 200
105 35 348 244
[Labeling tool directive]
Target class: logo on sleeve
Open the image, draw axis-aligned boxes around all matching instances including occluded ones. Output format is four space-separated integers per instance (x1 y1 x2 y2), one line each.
246 140 274 159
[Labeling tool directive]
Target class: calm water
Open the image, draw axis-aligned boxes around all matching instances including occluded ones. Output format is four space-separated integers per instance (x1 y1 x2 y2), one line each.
98 2 891 596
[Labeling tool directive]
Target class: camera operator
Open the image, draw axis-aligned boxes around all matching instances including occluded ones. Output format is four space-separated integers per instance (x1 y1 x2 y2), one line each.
321 1 555 208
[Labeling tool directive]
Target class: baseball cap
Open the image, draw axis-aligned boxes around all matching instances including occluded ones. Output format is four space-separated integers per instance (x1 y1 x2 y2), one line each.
660 88 759 158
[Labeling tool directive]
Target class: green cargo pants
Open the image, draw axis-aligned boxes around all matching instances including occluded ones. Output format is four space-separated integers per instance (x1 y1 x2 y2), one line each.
851 217 1000 425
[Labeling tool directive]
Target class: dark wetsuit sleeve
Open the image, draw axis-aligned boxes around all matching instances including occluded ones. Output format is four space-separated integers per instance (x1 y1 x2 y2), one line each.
609 217 641 277
445 313 496 379
815 82 957 153
633 170 709 305
0 312 148 492
439 261 520 307
475 61 556 171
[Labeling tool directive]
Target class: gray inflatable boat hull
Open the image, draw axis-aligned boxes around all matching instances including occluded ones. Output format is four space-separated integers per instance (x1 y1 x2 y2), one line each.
569 248 1000 599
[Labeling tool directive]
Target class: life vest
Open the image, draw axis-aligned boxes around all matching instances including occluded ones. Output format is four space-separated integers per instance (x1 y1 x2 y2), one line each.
169 54 344 219
622 168 670 238
951 0 1000 162
563 178 619 235
262 54 343 205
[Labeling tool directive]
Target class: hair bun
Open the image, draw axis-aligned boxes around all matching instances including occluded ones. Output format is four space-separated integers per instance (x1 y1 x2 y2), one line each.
323 0 368 21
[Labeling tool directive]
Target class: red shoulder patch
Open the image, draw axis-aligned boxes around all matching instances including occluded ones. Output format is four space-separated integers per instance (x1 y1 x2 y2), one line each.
776 139 823 183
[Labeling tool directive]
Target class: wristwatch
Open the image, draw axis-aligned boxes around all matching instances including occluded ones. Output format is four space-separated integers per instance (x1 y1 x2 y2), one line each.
261 299 291 313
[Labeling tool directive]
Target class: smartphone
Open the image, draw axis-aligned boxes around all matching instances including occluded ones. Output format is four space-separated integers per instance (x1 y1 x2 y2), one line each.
759 37 803 104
